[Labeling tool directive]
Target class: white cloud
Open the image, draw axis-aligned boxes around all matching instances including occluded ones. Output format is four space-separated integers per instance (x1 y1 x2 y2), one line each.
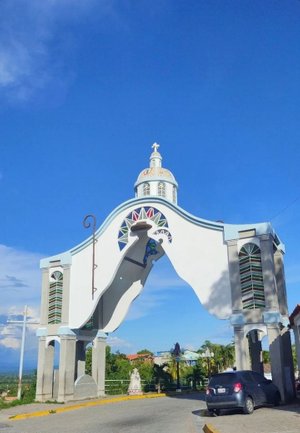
0 243 41 355
0 320 38 351
0 244 42 316
107 336 132 350
0 0 103 103
0 336 20 350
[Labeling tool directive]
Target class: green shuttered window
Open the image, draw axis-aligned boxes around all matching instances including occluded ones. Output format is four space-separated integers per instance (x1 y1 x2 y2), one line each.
48 270 63 324
239 243 265 309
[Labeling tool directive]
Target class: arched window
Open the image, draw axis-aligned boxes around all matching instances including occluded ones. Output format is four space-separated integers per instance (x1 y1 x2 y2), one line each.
172 186 177 203
158 182 166 197
143 182 150 196
48 271 63 324
239 243 265 309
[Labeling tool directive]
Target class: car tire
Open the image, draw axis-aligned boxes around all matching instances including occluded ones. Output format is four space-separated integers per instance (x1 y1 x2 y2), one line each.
273 392 281 406
208 409 220 416
243 396 254 414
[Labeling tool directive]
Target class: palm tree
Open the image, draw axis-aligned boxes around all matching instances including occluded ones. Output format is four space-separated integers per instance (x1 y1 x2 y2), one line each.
153 363 172 392
199 341 235 375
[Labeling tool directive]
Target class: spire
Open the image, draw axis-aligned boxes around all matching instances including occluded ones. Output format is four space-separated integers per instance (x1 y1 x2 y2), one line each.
150 142 162 168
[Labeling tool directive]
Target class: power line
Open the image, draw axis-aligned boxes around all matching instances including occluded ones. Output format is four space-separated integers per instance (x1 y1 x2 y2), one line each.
270 195 300 222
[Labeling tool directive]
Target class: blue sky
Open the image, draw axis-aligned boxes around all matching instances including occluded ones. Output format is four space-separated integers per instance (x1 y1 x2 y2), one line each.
0 0 300 372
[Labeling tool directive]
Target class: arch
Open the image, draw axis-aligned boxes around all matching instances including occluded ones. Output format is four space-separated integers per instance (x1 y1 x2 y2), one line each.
48 270 63 324
243 324 267 338
238 243 265 310
37 196 293 403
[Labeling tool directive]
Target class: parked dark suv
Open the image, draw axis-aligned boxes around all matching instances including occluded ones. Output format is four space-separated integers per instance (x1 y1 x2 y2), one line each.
206 370 281 415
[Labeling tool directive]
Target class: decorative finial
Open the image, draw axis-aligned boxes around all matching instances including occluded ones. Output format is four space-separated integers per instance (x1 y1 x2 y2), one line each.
152 142 160 153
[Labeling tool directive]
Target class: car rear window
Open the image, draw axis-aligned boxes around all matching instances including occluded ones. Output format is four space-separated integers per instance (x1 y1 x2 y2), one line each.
209 373 237 386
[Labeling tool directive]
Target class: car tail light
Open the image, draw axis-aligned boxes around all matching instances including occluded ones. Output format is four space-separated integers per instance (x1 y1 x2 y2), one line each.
233 382 242 393
206 387 211 395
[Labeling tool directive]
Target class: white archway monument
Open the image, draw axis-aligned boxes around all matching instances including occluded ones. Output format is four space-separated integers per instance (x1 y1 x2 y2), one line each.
36 145 295 403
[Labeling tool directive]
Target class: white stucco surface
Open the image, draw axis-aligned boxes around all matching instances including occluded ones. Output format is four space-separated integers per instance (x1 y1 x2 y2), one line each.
60 198 232 329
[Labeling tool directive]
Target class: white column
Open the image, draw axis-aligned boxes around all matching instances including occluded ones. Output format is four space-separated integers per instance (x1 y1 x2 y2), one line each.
57 335 76 402
234 326 250 370
227 240 243 312
260 235 279 310
35 338 55 402
92 332 107 397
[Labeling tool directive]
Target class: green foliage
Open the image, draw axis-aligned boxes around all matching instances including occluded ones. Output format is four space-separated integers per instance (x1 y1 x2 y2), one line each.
0 371 37 409
262 350 270 364
131 360 153 383
85 347 92 375
152 363 172 392
183 362 206 389
105 346 131 379
136 349 153 355
198 340 235 375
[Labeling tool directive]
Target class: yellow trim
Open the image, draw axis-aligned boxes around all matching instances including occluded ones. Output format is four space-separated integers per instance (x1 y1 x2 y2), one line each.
10 393 167 421
203 423 221 433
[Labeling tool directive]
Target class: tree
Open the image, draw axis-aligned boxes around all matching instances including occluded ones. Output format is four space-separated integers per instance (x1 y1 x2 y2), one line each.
137 349 153 355
132 359 153 383
184 363 206 390
85 346 92 375
262 350 270 364
153 363 172 392
199 340 235 375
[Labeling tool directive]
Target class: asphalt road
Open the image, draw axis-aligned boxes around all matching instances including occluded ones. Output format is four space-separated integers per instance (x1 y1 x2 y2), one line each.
1 394 300 433
0 394 205 433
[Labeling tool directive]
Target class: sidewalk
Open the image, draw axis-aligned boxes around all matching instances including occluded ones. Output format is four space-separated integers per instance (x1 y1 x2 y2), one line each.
0 393 167 423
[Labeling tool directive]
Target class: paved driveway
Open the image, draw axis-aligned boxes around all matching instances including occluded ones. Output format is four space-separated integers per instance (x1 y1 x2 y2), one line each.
195 401 300 433
0 393 300 433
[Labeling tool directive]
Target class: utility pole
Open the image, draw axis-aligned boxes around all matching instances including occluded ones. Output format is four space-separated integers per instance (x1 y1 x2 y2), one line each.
7 305 39 400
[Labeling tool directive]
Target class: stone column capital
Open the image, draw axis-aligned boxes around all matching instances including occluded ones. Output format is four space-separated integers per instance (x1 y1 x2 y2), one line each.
227 239 238 247
259 233 273 242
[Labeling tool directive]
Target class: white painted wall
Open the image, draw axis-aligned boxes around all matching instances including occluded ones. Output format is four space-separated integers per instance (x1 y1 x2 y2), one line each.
66 199 231 329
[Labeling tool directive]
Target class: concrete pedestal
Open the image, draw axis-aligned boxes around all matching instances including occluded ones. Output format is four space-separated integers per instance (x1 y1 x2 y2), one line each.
92 332 107 397
57 335 76 402
36 338 54 402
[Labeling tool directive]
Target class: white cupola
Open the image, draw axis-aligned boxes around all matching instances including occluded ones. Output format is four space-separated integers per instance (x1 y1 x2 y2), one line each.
134 143 178 204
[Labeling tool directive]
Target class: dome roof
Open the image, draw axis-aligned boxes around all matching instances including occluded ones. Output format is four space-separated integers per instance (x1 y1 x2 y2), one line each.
135 166 178 187
134 143 178 187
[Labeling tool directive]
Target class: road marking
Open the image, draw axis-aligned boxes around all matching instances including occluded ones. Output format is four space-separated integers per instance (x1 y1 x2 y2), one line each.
203 424 221 433
9 393 167 421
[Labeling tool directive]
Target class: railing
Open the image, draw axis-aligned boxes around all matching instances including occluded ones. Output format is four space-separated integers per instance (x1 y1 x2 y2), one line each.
104 378 205 395
0 375 207 398
105 379 157 395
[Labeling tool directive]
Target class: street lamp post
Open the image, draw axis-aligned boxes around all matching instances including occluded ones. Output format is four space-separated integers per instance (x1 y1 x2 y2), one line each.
83 214 98 300
173 342 181 392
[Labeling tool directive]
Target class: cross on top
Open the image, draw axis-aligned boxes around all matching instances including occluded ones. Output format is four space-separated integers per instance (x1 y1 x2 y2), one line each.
152 142 160 153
